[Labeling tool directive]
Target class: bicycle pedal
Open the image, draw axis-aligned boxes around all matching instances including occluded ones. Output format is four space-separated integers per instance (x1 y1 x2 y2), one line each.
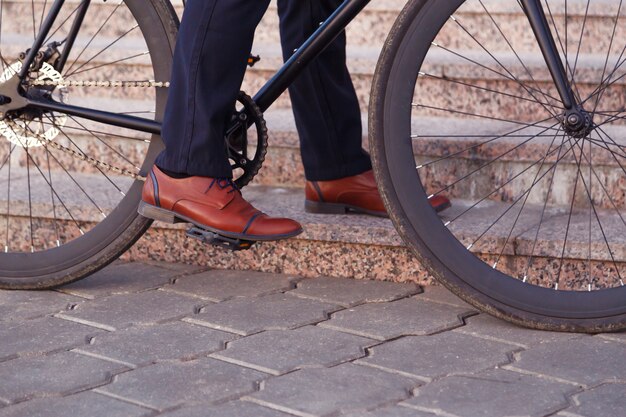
186 227 255 251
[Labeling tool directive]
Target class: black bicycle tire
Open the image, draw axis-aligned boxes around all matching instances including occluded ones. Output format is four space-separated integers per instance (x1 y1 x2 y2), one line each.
369 0 626 333
0 0 179 290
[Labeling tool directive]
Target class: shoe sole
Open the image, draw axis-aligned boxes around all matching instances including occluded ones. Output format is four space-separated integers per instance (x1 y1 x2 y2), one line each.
138 201 303 242
305 200 389 218
305 199 451 216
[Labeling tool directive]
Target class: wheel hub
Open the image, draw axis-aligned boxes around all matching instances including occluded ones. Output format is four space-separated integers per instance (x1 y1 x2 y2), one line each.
0 61 67 148
563 107 594 139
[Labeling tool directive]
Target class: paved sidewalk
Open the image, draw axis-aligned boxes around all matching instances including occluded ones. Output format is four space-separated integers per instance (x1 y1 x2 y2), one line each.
0 262 624 417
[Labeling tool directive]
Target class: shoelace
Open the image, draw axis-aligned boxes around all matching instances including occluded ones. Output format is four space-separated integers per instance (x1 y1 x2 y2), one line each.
208 178 240 194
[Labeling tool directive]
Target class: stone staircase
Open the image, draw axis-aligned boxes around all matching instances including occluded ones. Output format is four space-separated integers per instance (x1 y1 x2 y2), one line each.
133 0 624 286
0 0 623 287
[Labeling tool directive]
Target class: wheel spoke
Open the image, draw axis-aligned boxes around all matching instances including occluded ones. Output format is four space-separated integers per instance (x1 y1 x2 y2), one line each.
39 0 49 36
555 136 586 287
412 103 560 130
595 127 626 176
541 0 583 102
590 0 623 117
65 24 139 78
42 119 61 248
67 115 140 171
478 0 560 107
429 41 562 105
433 122 561 198
31 0 36 40
565 137 624 286
44 115 128 198
418 71 555 108
68 50 149 77
451 13 560 117
492 127 564 268
414 116 558 169
63 0 124 76
26 121 107 220
4 141 11 253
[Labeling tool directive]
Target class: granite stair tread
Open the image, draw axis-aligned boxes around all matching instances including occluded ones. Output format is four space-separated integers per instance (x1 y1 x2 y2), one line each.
2 175 623 261
133 184 624 286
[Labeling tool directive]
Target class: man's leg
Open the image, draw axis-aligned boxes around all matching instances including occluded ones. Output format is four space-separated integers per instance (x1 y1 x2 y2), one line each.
276 0 372 182
142 0 302 243
276 0 451 215
155 0 270 178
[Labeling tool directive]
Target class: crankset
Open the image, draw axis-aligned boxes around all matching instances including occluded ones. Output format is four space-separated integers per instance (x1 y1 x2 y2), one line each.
186 226 255 251
225 91 268 188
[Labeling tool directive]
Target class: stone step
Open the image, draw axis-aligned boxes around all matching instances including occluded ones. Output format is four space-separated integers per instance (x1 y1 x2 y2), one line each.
0 174 621 288
256 109 626 210
242 40 626 115
255 0 617 54
4 0 618 61
123 186 625 291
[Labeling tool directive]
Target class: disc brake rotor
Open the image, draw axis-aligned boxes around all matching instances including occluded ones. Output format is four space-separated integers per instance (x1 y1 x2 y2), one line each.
0 61 67 148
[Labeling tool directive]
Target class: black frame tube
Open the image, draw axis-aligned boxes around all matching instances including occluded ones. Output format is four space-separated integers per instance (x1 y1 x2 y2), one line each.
56 0 91 72
254 0 370 112
29 98 162 134
520 0 576 110
18 0 66 78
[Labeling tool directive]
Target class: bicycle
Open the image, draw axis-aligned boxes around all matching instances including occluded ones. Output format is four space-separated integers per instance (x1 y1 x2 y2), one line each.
0 0 623 333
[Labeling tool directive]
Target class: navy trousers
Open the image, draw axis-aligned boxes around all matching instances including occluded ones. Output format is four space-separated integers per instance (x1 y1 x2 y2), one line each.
155 0 372 181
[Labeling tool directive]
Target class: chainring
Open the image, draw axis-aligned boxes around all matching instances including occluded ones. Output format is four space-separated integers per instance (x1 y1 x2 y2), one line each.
225 91 268 188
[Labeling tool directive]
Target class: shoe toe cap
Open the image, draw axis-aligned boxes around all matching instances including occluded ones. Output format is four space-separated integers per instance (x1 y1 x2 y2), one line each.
246 216 303 238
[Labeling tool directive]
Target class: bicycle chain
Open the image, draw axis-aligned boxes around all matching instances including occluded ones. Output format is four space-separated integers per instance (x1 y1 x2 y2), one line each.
31 79 170 88
22 78 172 180
6 119 146 180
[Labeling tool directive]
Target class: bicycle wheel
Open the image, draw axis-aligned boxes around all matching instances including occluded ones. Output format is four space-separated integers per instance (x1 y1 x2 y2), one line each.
371 0 626 332
0 0 178 289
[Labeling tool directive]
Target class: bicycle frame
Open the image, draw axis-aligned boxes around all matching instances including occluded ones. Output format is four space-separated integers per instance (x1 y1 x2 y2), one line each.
10 0 575 137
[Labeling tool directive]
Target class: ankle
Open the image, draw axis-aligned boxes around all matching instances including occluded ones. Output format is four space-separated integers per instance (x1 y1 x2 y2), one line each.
156 165 191 179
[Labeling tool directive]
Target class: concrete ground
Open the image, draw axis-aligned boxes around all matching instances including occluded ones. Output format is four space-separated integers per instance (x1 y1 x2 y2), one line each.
0 261 624 417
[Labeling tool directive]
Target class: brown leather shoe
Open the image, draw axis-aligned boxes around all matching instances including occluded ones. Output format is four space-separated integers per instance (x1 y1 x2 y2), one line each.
305 170 451 217
139 167 302 241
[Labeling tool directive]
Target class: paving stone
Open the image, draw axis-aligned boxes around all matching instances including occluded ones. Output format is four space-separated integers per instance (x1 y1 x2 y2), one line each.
74 322 237 367
59 262 182 299
0 351 127 404
164 270 298 302
140 259 207 274
358 332 514 381
0 317 101 361
507 337 626 386
454 314 579 348
246 363 418 417
160 401 295 417
403 369 574 417
211 326 374 375
56 290 202 331
599 331 626 343
561 384 626 417
288 277 420 307
186 293 340 336
0 290 81 322
416 286 476 309
0 391 151 417
98 358 267 410
341 405 437 417
318 297 474 340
